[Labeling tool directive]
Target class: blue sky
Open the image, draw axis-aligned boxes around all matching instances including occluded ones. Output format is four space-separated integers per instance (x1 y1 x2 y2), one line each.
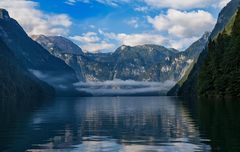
0 0 230 52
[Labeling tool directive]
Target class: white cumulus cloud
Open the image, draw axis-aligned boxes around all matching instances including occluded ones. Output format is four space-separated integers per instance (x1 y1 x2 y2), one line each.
100 29 166 47
0 0 72 36
115 33 166 46
143 0 211 9
70 30 167 52
147 9 215 38
169 37 199 50
143 0 230 10
80 41 115 52
215 0 231 9
70 32 100 43
70 32 115 52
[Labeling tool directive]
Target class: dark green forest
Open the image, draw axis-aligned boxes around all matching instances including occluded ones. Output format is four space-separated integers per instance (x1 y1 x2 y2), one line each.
197 10 240 97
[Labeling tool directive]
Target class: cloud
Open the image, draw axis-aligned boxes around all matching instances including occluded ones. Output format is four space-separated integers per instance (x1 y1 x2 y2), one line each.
215 0 231 9
80 41 115 52
70 32 100 43
65 0 79 5
72 28 203 52
147 9 215 38
115 33 165 46
126 18 139 28
66 0 231 10
70 32 115 52
0 0 72 36
134 6 149 13
143 0 230 10
74 79 176 96
99 29 166 47
143 0 211 9
65 0 130 6
169 37 199 50
70 30 166 52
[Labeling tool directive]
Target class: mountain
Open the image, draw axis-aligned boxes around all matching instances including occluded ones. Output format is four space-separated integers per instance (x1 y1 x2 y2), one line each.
0 37 54 100
83 44 180 81
197 9 240 97
31 35 85 81
167 32 210 96
180 32 210 59
31 35 84 55
210 0 240 38
111 45 180 81
168 0 240 97
0 9 79 95
33 32 210 85
34 35 200 83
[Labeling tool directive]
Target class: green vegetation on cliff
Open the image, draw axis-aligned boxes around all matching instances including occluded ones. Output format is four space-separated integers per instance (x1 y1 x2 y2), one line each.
197 10 240 97
168 0 240 97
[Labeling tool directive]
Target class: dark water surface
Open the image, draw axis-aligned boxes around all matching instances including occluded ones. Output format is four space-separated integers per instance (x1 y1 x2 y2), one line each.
0 97 240 152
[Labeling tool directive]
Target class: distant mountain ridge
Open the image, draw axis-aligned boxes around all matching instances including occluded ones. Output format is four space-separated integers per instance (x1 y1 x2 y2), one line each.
33 32 209 83
31 35 84 55
0 7 212 97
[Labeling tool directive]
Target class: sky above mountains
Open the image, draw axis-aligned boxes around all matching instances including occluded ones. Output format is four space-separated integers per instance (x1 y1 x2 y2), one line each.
0 0 230 52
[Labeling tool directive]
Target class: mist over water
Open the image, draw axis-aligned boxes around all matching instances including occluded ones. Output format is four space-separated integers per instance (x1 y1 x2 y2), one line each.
74 79 176 96
29 69 176 96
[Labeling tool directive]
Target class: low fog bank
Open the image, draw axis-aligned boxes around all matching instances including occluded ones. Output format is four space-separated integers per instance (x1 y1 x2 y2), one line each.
29 69 84 96
29 69 176 96
74 79 176 96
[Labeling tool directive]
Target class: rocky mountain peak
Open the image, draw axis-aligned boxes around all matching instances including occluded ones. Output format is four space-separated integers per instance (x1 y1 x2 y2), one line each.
120 45 129 50
32 35 84 55
0 9 10 20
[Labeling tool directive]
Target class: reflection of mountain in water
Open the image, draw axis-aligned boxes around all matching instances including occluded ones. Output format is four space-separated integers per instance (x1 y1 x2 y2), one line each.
0 97 211 151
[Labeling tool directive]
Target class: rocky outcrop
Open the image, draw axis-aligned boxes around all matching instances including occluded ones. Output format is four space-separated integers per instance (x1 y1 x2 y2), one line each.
0 9 79 95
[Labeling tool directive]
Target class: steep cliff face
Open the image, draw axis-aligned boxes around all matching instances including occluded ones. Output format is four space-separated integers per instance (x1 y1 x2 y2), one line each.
210 0 240 39
197 10 240 97
0 38 54 100
180 32 210 59
31 35 85 81
168 0 240 97
0 9 79 95
167 32 210 96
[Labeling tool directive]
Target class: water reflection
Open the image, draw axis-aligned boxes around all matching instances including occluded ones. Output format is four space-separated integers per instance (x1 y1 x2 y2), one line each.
190 98 240 152
0 97 239 151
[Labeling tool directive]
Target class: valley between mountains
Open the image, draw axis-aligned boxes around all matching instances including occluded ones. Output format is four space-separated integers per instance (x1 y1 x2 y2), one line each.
0 0 240 99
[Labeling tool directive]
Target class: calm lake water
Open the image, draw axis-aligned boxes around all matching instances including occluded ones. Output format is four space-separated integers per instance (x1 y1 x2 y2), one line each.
0 96 240 152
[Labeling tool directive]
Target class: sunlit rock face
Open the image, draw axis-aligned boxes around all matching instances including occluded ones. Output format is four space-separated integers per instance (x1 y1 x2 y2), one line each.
33 34 209 84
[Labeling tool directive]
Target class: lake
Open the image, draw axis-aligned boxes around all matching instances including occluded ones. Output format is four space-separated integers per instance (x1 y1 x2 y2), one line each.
0 96 240 152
